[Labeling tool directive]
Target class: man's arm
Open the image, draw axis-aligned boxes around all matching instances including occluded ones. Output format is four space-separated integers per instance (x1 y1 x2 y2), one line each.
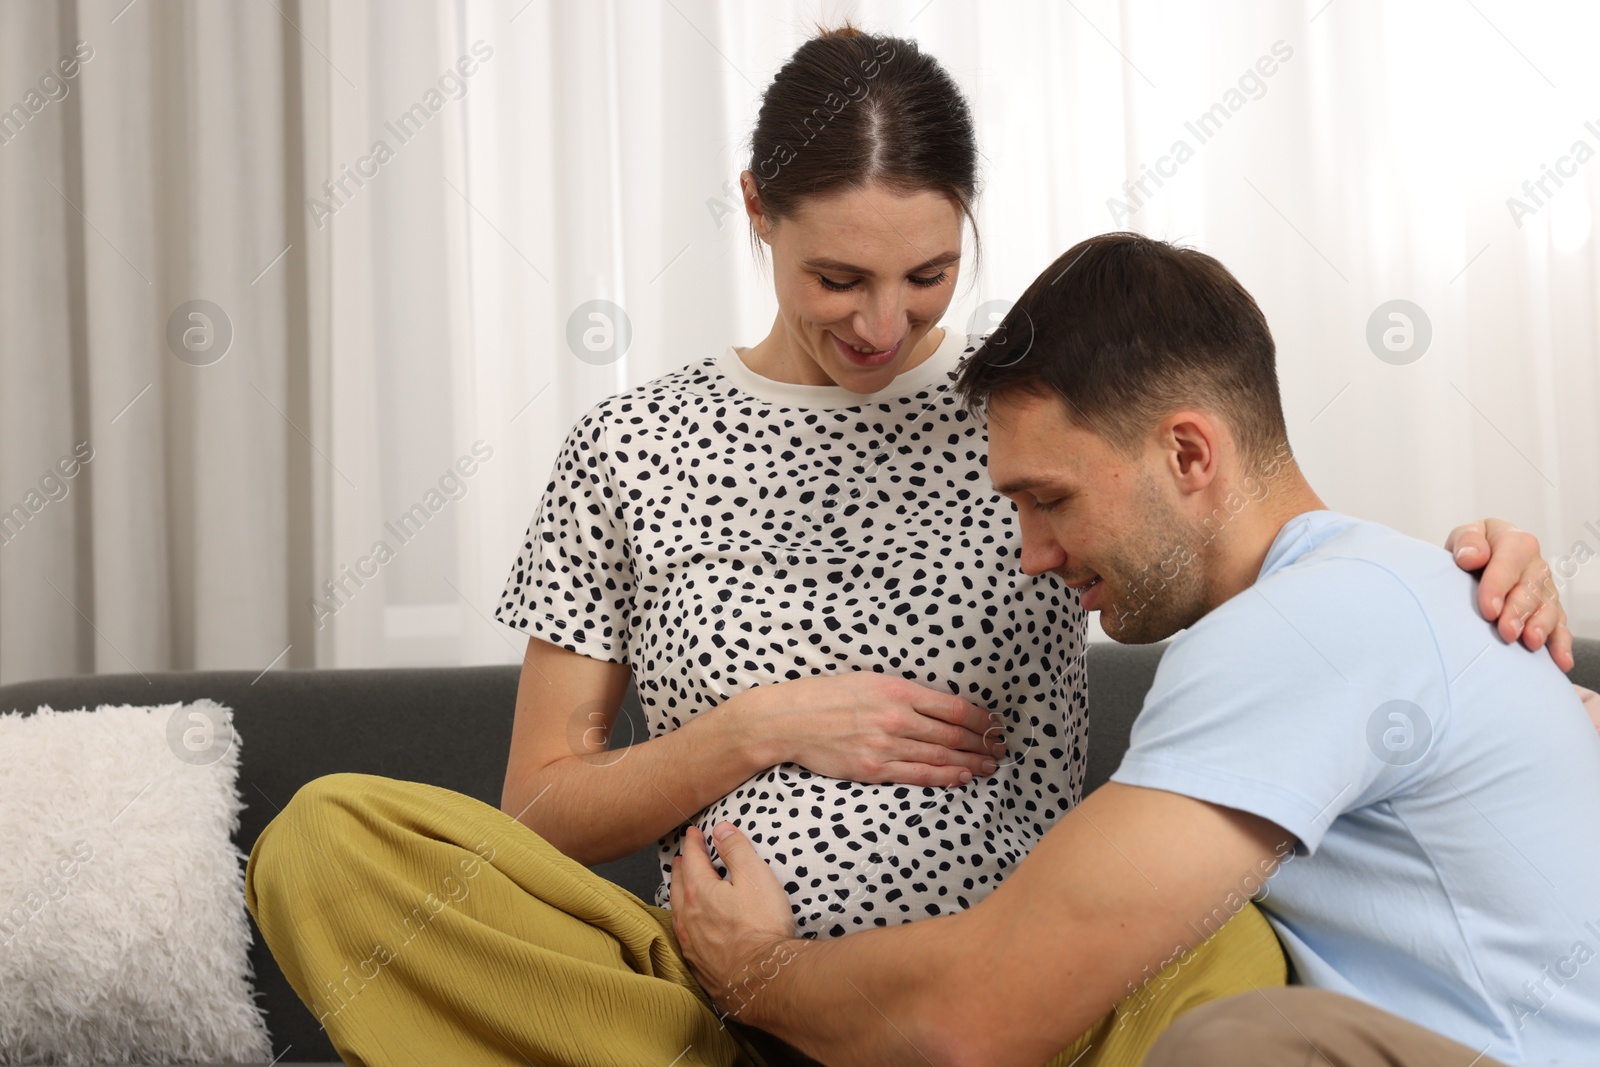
671 783 1291 1067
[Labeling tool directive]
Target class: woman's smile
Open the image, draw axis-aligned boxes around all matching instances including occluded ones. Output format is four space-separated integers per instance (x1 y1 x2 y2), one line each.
828 330 903 369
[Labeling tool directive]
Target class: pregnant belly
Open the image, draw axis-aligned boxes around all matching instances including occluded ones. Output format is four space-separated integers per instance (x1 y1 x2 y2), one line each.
657 765 1047 939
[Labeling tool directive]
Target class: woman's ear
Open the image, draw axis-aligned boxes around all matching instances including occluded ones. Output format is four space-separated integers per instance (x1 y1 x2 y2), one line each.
740 170 773 243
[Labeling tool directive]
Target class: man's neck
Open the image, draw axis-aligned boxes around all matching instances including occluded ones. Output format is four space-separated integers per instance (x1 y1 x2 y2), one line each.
1199 471 1328 615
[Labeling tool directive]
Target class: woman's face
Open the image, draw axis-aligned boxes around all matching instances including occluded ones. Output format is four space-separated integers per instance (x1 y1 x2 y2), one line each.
748 176 964 392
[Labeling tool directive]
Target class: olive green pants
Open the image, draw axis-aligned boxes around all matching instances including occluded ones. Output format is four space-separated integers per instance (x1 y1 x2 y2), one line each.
246 773 1286 1066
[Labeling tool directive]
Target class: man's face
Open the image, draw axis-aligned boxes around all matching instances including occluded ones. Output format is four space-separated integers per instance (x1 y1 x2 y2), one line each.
987 391 1210 644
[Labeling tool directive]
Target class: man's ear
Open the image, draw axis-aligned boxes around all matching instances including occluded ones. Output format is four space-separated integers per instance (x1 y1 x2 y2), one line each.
1160 411 1220 495
740 170 773 243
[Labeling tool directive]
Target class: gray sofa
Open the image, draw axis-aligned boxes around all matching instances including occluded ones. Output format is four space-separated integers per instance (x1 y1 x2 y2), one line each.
2 638 1596 1065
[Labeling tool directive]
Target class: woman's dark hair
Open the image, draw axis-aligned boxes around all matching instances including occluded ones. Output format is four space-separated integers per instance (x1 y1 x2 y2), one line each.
748 25 980 257
953 232 1291 468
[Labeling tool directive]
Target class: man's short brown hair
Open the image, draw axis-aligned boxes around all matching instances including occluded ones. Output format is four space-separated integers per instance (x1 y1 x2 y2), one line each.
953 232 1289 468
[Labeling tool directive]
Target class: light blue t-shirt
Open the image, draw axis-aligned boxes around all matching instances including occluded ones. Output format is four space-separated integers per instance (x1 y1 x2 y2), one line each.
1110 510 1600 1065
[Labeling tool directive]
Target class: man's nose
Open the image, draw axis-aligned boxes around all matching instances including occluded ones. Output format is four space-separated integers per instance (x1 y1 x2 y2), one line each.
1015 510 1066 576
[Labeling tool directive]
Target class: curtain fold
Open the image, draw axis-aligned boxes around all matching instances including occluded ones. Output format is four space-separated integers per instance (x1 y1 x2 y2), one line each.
2 0 310 683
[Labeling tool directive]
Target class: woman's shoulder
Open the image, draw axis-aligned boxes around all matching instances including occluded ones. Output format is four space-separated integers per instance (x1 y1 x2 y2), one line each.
588 355 728 412
559 355 731 438
951 330 988 363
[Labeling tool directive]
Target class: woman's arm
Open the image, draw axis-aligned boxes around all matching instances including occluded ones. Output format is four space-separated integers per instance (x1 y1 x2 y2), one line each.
500 637 773 866
501 637 1007 867
1578 686 1600 732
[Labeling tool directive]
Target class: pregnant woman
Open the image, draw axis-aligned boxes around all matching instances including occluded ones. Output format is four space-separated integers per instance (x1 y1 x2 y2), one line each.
246 26 1572 1067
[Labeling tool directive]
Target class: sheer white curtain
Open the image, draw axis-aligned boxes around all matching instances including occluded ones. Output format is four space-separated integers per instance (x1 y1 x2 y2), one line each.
436 0 1600 653
2 0 1596 686
1 0 308 685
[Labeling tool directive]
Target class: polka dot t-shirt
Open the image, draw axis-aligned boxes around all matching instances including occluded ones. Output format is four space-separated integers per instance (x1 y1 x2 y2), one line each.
496 328 1088 939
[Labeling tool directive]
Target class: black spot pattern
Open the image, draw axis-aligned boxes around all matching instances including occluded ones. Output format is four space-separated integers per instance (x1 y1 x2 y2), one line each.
496 333 1088 938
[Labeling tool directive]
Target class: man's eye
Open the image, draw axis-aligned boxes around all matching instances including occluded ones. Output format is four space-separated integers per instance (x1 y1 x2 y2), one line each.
818 275 858 292
1033 498 1061 513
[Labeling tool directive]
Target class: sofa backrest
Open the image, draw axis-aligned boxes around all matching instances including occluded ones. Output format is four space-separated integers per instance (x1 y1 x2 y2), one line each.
2 637 1595 1063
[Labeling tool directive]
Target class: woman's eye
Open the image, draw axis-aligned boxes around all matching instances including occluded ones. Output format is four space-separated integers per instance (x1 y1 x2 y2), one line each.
818 270 948 292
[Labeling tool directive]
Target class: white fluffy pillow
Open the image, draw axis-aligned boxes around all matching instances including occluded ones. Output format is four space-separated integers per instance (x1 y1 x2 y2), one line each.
0 700 271 1064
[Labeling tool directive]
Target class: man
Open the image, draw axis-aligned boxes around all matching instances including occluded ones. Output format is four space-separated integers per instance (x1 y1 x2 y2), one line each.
670 232 1600 1065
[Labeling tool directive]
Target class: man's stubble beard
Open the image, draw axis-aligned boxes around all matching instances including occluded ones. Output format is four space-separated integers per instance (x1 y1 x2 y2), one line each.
1095 479 1211 645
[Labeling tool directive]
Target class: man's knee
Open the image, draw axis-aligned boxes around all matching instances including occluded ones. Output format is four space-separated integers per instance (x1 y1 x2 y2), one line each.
1144 988 1300 1067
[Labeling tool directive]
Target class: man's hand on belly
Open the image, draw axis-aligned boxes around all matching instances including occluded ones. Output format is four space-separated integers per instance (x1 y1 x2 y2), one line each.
672 822 803 1018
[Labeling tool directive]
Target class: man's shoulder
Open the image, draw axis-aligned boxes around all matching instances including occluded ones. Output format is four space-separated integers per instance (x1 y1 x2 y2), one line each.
1294 514 1455 571
1122 516 1477 849
1263 513 1457 597
1213 514 1457 628
1164 514 1462 689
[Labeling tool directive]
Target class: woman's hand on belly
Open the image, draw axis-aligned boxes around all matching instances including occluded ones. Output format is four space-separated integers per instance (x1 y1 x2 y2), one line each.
731 671 1006 787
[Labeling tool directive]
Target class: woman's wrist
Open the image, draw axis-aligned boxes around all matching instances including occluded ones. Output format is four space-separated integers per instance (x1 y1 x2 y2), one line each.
715 684 788 773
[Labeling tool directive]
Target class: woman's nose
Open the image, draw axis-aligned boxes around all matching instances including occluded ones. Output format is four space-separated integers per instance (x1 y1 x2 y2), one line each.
854 296 906 350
